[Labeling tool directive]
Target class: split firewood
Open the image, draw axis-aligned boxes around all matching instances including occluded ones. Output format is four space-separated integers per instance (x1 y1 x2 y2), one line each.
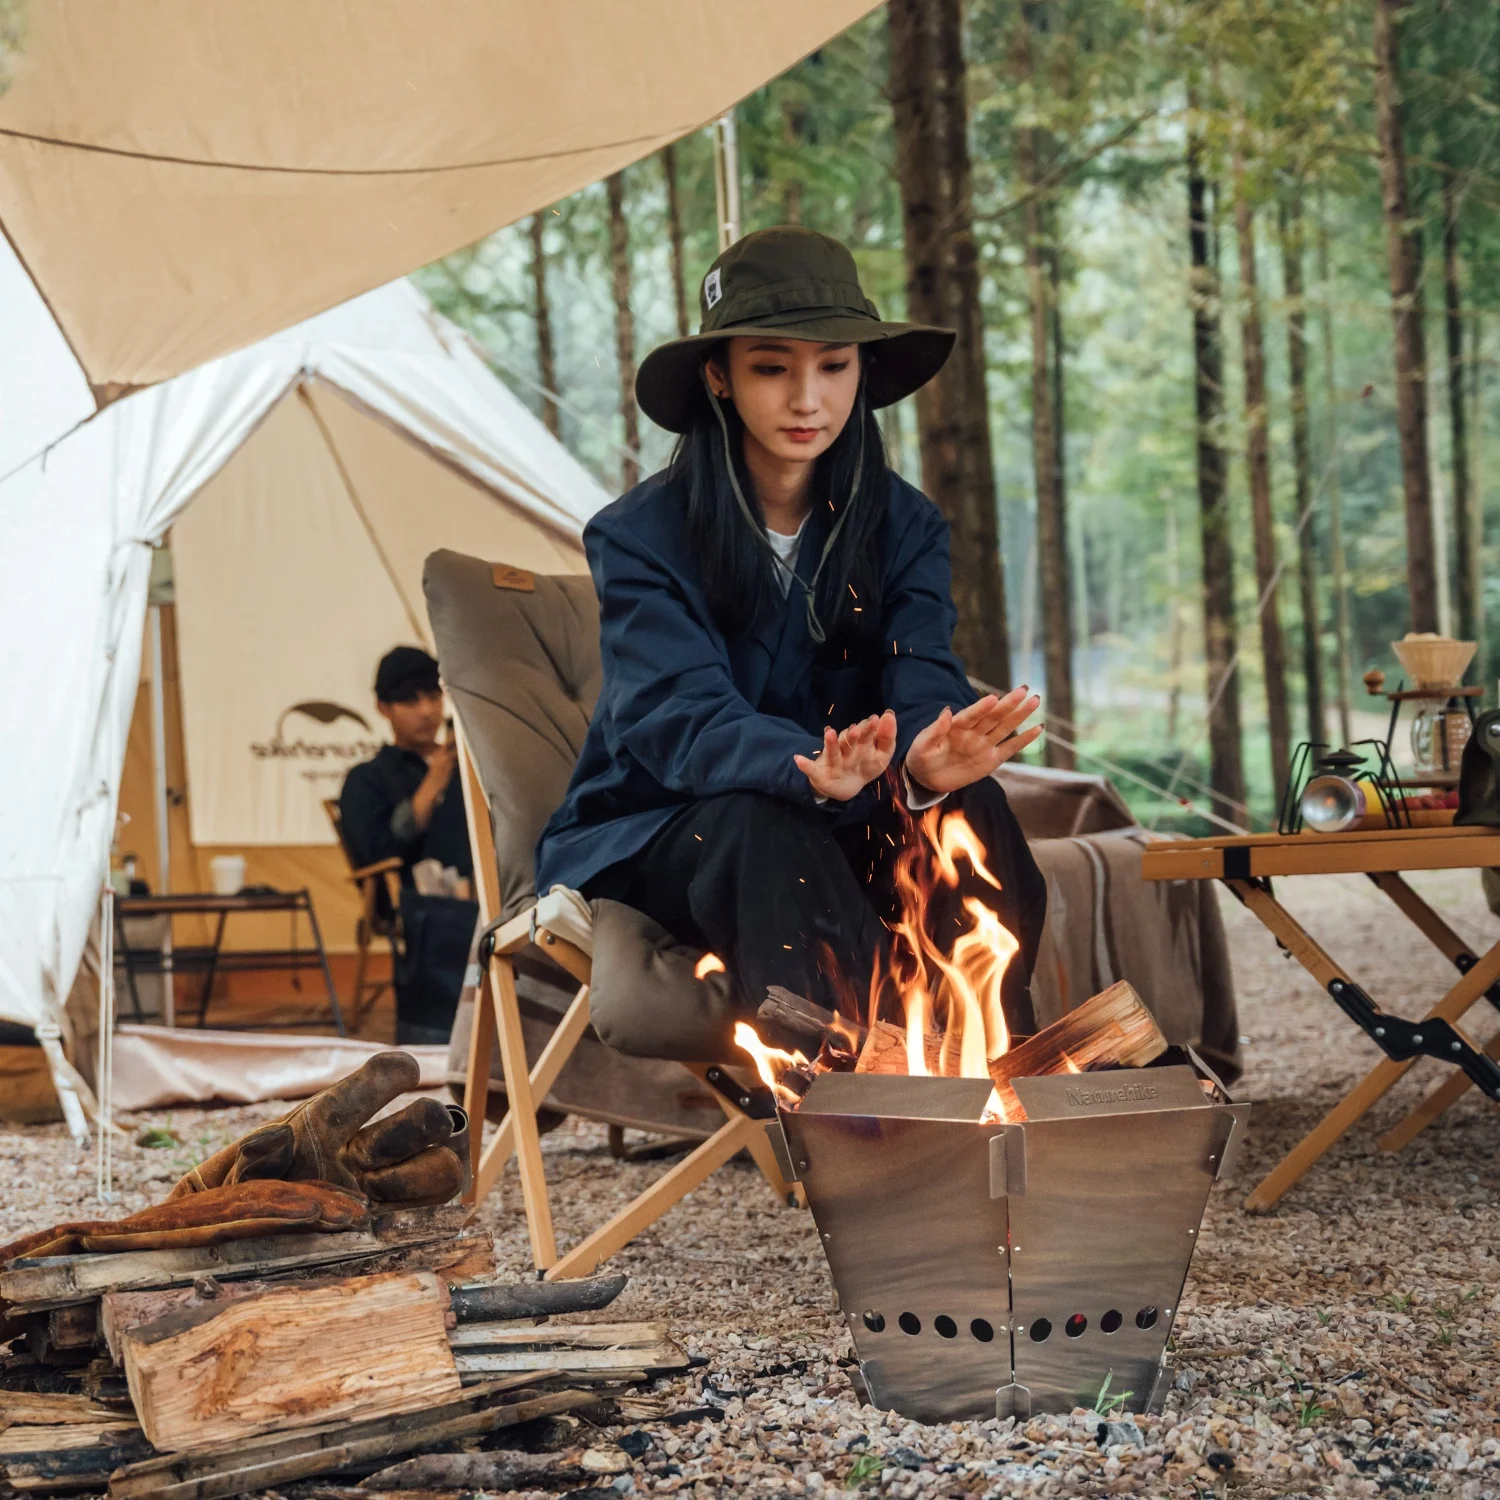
361 1449 565 1490
2 1209 482 1316
756 987 867 1055
447 1272 626 1323
448 1319 686 1376
121 1270 460 1452
987 980 1168 1115
0 1388 120 1426
854 1017 945 1076
0 1420 151 1492
107 1383 595 1500
98 1235 495 1364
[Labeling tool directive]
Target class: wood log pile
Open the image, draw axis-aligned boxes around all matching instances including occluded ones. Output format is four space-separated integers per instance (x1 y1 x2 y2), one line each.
0 1206 685 1497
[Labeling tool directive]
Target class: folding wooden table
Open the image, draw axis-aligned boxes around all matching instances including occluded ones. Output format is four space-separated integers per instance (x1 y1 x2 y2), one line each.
1141 825 1500 1210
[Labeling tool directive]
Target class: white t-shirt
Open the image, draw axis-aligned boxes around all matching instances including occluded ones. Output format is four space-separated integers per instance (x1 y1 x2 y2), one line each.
766 518 807 594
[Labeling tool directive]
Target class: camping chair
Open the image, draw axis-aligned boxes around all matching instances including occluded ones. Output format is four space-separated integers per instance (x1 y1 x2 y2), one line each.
323 798 403 1033
423 550 800 1280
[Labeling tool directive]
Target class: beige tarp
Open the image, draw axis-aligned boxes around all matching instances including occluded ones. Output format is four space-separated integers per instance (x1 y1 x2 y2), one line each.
0 0 880 414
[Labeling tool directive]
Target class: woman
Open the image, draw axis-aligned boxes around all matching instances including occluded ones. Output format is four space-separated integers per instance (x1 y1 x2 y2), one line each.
537 226 1046 1042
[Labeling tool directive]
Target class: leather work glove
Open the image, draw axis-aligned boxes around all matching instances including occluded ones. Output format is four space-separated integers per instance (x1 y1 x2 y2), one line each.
0 1179 368 1262
170 1051 469 1209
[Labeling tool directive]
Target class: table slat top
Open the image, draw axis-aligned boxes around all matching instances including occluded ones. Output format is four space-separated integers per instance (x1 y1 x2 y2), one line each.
1141 823 1500 880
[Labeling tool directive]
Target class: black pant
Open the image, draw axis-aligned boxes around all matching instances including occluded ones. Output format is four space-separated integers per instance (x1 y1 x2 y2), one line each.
395 891 479 1045
585 776 1045 1036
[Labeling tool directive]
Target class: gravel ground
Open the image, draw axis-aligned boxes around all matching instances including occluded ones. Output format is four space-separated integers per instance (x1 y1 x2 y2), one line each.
4 869 1498 1498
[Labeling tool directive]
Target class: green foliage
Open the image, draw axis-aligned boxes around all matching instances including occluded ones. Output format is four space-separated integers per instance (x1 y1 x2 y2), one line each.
1093 1370 1135 1416
844 1451 883 1487
414 0 1500 815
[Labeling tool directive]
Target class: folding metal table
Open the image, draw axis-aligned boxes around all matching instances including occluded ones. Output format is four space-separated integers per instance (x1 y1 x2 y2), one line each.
1141 825 1500 1209
114 889 346 1035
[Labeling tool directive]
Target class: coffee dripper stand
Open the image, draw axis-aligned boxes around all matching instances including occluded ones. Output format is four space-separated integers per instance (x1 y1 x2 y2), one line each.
1362 668 1481 787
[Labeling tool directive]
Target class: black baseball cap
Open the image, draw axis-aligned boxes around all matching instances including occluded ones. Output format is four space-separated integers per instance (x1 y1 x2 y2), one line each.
375 646 440 703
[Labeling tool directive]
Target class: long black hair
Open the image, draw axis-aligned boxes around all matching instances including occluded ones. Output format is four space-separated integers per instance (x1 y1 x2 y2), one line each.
671 351 888 652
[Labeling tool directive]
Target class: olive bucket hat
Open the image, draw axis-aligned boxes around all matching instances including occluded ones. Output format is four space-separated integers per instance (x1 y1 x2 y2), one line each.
635 226 956 433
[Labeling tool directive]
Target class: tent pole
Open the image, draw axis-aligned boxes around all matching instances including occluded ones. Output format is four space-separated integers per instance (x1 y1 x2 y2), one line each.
713 112 741 251
148 603 175 1024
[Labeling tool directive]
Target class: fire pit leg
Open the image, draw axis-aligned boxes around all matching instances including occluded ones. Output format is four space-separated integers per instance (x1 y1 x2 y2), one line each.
996 1383 1031 1420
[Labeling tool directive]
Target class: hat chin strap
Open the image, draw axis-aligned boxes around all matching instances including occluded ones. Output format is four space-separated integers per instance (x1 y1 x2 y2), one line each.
701 365 864 647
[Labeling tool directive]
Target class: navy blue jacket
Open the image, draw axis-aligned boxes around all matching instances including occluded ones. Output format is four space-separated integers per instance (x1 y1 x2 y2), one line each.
535 469 979 894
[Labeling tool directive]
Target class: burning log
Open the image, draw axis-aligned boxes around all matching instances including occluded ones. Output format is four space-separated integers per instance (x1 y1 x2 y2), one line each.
987 980 1168 1116
854 1018 945 1077
756 987 864 1054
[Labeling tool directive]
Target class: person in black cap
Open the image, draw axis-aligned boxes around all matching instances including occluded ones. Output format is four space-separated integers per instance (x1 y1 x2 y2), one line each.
535 225 1047 1047
340 646 476 1043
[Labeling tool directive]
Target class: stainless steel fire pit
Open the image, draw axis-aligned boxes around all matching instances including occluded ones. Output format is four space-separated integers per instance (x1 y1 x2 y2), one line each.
776 1050 1247 1423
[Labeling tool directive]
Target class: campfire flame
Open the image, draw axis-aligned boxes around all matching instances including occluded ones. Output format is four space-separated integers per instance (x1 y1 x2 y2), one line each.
695 953 726 980
883 809 1018 1080
732 806 1022 1114
732 1021 810 1107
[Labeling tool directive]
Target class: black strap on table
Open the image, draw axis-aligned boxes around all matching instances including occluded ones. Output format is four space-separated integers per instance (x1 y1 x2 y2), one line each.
1325 976 1500 1099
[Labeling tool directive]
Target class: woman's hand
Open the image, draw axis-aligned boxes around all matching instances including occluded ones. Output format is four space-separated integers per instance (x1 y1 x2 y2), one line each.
794 711 897 802
904 688 1043 796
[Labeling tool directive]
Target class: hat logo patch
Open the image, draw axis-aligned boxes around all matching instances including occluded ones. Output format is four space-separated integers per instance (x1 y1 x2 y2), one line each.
704 268 722 309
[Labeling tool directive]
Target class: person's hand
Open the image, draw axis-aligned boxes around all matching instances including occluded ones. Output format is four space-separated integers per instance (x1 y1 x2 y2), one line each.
423 741 458 790
794 710 897 802
905 688 1042 796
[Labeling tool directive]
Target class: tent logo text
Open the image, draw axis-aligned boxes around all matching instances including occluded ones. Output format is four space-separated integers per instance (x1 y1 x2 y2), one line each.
250 702 381 784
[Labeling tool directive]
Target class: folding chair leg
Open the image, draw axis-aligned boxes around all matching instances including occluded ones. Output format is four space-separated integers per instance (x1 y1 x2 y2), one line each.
490 954 558 1269
461 967 499 1200
544 1112 763 1281
469 981 592 1208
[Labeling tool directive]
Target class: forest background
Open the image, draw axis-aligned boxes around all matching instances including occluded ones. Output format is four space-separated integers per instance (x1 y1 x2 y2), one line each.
411 0 1498 836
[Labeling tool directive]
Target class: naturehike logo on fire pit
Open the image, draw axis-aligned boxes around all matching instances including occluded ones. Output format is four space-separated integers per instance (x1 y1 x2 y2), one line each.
1063 1080 1161 1108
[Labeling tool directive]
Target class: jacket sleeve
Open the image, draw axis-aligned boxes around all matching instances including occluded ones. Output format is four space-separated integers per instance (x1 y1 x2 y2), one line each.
881 496 981 770
591 519 825 805
338 763 416 870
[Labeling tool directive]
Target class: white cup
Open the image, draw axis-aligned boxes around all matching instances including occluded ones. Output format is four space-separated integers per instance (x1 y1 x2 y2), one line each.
209 854 247 896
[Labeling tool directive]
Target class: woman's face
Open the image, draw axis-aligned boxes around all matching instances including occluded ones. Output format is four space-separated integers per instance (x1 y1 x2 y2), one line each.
706 337 860 466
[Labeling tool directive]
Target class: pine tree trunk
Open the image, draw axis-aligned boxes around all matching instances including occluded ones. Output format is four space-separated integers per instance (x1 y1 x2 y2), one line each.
890 0 1011 685
661 145 690 339
1316 190 1355 743
606 170 640 490
529 212 561 441
1279 190 1325 745
781 95 806 225
1016 41 1073 767
1188 131 1247 825
1473 311 1486 685
1373 0 1439 631
1233 167 1292 796
1444 177 1476 646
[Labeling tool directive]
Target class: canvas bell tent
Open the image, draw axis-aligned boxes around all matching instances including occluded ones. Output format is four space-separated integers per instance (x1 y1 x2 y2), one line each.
0 280 608 1087
0 0 879 478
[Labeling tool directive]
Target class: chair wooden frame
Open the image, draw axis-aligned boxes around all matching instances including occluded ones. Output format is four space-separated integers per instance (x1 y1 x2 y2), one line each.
452 718 800 1279
322 799 403 1033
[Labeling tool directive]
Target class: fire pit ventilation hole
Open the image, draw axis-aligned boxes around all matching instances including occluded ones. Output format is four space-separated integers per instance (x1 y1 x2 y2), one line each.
970 1318 994 1343
862 1310 886 1333
1028 1318 1052 1343
934 1315 958 1339
1100 1309 1123 1334
1065 1314 1088 1338
1135 1306 1159 1330
898 1312 922 1335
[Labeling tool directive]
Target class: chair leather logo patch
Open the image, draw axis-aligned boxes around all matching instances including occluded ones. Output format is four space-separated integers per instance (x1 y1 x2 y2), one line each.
492 565 536 592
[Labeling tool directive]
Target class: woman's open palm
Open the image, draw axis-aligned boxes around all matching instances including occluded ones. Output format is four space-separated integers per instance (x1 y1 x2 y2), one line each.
795 711 897 802
905 688 1042 795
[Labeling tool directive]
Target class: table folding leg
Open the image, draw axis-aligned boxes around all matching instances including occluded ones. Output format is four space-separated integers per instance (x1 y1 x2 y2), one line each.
1227 877 1500 1212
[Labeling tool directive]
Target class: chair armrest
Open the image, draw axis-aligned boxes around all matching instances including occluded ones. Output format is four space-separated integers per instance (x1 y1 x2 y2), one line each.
347 856 404 883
